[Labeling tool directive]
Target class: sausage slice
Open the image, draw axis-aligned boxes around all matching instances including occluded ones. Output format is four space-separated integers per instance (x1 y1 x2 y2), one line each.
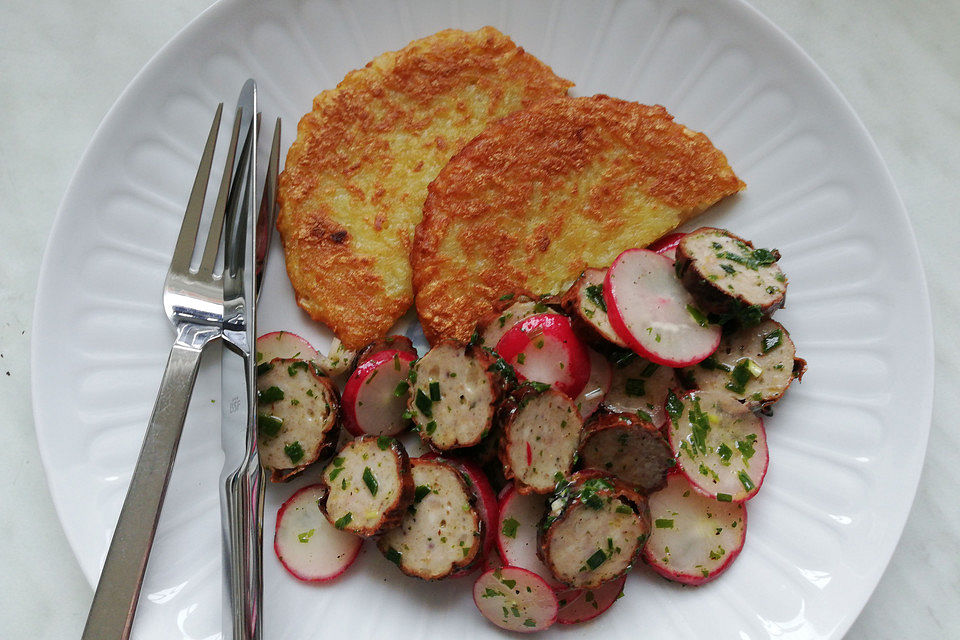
538 471 650 588
320 436 414 536
675 227 786 319
560 268 627 348
578 412 675 493
408 341 500 450
498 387 583 494
257 358 340 482
679 318 805 413
377 458 482 580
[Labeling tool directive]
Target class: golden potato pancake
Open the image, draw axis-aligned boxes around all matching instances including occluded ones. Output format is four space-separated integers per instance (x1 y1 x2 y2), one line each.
413 95 745 344
277 27 572 349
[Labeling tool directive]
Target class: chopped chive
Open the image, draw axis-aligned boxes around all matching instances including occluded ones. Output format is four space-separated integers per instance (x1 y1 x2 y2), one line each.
256 362 274 376
585 549 607 570
716 493 733 502
257 414 282 437
738 471 755 492
362 467 379 496
384 546 402 565
762 328 784 353
334 512 352 529
415 389 433 417
283 441 304 464
686 304 709 327
258 385 284 404
655 518 674 529
413 485 431 503
393 380 410 397
584 283 607 312
501 517 520 538
499 292 515 301
429 381 441 401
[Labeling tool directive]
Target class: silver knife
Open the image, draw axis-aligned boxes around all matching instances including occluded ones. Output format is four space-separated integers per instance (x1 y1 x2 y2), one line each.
220 78 263 640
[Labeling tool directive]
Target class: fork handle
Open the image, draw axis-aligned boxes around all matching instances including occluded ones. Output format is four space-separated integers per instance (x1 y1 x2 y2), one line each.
82 323 219 640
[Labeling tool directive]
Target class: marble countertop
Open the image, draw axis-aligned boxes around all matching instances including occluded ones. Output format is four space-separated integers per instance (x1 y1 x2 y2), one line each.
1 1 956 638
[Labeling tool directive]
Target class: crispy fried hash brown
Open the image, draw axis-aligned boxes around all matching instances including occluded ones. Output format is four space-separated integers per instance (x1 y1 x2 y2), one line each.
412 95 745 345
276 27 572 349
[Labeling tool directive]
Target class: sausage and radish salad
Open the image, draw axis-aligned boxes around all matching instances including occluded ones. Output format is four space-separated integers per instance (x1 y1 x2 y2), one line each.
259 227 806 633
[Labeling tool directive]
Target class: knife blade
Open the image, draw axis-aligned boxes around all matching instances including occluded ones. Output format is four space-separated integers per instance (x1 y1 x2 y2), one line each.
220 78 263 640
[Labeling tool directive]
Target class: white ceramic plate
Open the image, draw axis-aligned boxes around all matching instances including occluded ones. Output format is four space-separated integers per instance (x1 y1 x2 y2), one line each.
33 0 933 638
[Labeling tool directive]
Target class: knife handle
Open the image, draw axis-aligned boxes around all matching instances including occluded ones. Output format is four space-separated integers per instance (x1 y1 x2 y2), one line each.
221 452 264 640
82 323 217 640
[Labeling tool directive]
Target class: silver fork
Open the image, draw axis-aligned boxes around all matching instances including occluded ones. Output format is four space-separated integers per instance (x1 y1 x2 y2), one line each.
82 104 244 640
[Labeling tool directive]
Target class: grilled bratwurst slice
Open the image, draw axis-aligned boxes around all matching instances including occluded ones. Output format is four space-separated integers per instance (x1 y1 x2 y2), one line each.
377 458 482 580
538 471 651 589
408 341 501 450
257 358 340 482
560 268 627 348
320 436 414 536
498 387 583 494
679 318 806 413
578 412 675 493
675 227 787 319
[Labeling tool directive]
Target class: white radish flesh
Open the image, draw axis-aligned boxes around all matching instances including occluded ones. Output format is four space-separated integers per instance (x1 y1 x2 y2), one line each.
257 331 319 364
495 313 591 399
604 248 721 367
342 349 416 437
556 575 626 624
666 390 768 502
642 471 747 585
574 349 612 420
274 484 363 582
496 484 564 589
473 566 559 633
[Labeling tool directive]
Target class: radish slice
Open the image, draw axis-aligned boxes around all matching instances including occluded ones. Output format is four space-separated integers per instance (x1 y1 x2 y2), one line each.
342 349 416 437
604 248 721 367
556 575 626 624
574 349 612 419
274 484 363 582
647 232 687 261
495 313 591 398
257 331 319 364
642 471 747 585
496 484 563 589
666 390 769 502
473 566 559 633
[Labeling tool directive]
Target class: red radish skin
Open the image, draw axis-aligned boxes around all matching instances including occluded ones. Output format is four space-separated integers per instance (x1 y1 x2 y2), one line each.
341 349 416 437
667 391 769 502
604 248 721 367
556 574 626 624
495 313 591 399
647 232 687 261
256 331 319 364
642 471 747 585
274 484 363 582
574 349 612 419
473 566 559 633
496 484 564 589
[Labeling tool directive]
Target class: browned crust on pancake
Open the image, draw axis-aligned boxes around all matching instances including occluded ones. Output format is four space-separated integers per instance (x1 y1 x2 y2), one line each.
412 95 745 345
277 27 573 349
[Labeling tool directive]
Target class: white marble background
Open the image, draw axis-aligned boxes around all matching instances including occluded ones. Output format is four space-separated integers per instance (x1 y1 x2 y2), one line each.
1 1 956 638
